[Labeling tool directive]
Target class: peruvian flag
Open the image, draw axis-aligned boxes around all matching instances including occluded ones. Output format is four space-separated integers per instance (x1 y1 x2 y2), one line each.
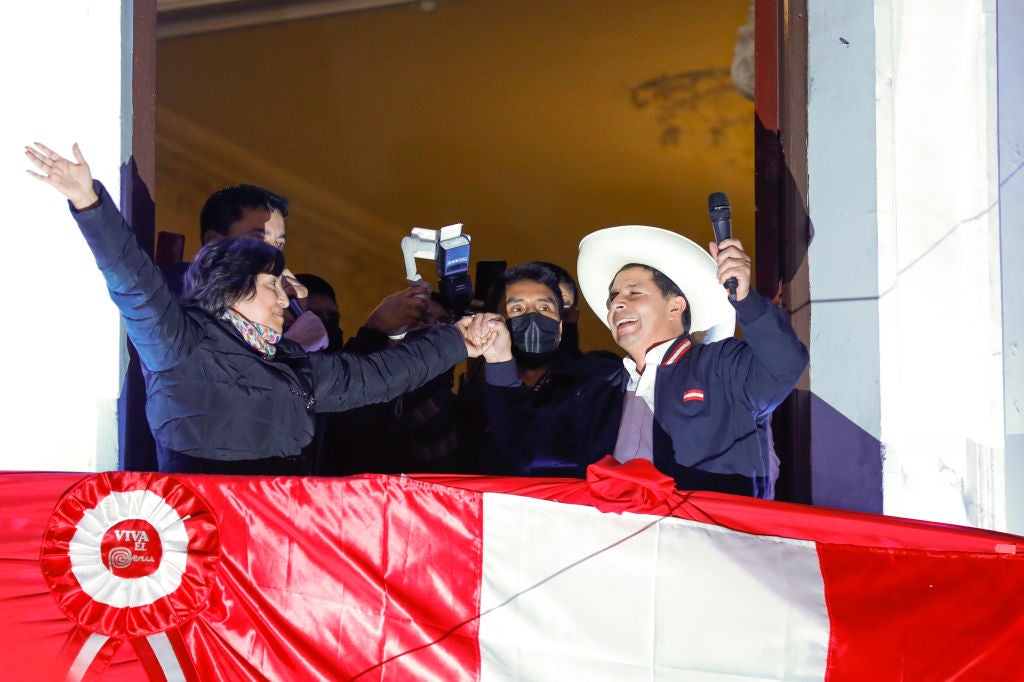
1 459 1022 680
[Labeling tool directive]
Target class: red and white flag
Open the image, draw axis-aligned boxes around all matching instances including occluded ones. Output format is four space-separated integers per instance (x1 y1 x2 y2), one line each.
0 459 1021 680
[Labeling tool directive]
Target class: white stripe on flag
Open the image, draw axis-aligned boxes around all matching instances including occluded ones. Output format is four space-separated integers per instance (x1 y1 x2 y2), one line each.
479 494 830 681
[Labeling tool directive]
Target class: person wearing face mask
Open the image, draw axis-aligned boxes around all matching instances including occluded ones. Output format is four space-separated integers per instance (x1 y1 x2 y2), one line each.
295 273 345 352
530 261 582 357
464 262 620 476
534 260 623 362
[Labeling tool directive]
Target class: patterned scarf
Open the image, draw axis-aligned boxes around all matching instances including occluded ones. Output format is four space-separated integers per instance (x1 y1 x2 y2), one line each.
222 309 281 359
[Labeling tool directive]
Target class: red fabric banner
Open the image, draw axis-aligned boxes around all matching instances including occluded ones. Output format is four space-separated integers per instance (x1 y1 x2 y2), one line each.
0 461 1021 680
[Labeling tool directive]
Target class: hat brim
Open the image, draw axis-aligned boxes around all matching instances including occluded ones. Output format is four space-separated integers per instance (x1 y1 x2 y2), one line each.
576 225 736 340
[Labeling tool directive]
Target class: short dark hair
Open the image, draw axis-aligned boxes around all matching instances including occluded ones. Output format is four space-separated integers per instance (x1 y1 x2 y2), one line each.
612 263 691 334
534 261 577 308
295 273 336 302
486 262 564 313
199 184 290 239
181 237 285 316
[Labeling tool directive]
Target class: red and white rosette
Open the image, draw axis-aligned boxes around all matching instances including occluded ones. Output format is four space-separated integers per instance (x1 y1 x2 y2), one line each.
40 472 219 682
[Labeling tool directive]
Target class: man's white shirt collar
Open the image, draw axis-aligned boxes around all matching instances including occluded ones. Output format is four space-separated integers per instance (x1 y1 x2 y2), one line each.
612 339 677 464
622 338 676 394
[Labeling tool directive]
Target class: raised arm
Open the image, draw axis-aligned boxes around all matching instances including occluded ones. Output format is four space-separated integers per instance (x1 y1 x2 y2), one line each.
311 326 467 411
25 142 98 209
25 142 194 372
718 289 808 415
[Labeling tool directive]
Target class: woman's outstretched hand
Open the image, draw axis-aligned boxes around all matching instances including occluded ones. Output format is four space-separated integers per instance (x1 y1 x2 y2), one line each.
25 142 99 210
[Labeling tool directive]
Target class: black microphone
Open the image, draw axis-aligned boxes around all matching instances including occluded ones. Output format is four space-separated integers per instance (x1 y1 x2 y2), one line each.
708 192 737 302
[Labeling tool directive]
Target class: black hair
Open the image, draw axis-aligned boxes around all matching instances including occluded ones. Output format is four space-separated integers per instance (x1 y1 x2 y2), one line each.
534 260 578 309
181 237 285 316
612 263 691 334
486 262 564 313
199 184 290 239
294 273 337 302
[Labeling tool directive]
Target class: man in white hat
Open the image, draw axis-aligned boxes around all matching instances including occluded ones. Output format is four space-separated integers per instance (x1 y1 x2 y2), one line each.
478 226 807 498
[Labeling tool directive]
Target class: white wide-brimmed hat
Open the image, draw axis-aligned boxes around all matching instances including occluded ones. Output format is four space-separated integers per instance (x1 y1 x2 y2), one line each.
576 225 736 342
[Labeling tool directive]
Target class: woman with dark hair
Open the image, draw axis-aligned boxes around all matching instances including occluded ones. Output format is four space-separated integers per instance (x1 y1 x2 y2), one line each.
180 237 286 318
25 142 502 475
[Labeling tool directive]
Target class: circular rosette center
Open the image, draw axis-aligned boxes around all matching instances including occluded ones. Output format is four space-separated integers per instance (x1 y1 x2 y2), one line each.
41 472 220 638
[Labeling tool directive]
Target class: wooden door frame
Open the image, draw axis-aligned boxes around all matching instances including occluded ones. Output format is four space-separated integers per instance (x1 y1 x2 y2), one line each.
754 0 811 502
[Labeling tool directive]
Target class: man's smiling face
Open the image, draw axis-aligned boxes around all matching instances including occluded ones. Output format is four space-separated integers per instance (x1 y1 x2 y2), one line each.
606 266 686 360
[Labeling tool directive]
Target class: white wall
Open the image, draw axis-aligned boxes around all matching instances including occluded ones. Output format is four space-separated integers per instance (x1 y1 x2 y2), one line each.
806 2 884 513
998 1 1024 534
807 0 1006 528
0 2 130 472
881 0 1003 528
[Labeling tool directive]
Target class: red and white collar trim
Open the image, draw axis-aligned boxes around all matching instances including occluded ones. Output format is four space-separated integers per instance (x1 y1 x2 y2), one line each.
660 338 692 366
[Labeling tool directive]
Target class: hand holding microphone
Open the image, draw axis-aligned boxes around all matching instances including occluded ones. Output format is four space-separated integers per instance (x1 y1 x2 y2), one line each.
708 192 738 301
707 192 751 303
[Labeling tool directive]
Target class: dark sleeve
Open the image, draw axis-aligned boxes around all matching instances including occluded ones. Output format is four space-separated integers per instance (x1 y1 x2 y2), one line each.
310 326 468 412
718 289 809 415
480 361 565 475
342 326 390 354
71 181 194 372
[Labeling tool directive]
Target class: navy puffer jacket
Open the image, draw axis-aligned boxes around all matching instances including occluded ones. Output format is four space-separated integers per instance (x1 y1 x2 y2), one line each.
73 182 467 467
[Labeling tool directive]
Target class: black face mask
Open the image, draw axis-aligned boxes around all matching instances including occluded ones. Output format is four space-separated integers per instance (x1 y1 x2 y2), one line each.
507 312 561 356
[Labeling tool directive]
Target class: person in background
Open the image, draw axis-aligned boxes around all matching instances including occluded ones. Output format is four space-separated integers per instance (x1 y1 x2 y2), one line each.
295 272 344 352
534 260 583 358
167 183 329 351
316 285 470 476
463 262 620 476
534 260 621 361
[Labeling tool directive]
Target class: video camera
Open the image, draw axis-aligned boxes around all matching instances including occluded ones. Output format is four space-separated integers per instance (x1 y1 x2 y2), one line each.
401 223 473 316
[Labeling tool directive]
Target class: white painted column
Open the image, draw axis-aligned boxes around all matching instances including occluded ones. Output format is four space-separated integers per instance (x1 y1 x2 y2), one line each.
998 2 1024 535
806 2 884 514
807 0 1006 528
881 0 1003 528
0 2 131 472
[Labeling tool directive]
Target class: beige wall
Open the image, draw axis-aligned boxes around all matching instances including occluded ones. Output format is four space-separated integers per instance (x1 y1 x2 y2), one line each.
156 0 753 350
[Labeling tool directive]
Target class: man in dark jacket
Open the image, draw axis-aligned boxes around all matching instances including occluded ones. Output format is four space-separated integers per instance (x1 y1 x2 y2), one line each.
463 262 621 476
481 225 807 498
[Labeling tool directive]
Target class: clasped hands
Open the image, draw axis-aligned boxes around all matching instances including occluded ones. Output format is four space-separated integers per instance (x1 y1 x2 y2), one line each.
456 313 512 360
